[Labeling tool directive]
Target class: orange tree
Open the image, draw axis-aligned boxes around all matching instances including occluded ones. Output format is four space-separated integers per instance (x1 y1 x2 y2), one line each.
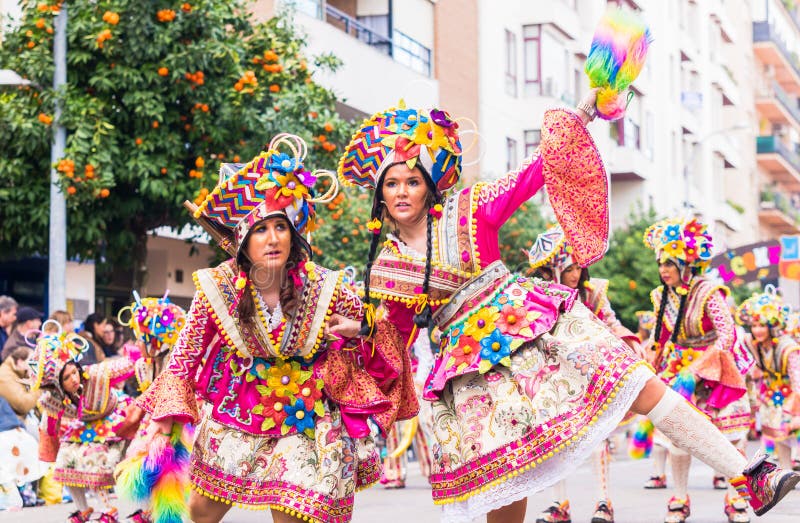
0 1 351 288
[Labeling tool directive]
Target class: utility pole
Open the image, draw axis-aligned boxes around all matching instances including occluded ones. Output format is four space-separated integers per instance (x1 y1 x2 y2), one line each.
48 5 67 313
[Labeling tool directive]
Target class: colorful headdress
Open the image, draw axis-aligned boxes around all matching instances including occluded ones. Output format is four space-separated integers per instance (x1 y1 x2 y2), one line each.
338 101 463 193
118 291 186 358
643 218 714 274
528 225 577 272
585 7 652 120
193 134 338 256
29 321 90 391
735 286 792 330
635 310 656 332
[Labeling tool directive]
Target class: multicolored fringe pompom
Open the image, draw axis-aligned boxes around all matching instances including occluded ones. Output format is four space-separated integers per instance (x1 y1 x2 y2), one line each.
671 370 696 400
116 423 194 523
585 7 652 120
628 418 654 459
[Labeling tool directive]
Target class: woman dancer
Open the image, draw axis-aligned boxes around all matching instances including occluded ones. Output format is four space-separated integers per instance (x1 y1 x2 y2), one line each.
736 289 800 470
335 94 799 523
644 218 755 523
528 226 642 522
31 323 138 523
136 134 416 523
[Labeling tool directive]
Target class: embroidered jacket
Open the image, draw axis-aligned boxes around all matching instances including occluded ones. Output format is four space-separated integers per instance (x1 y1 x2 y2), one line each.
584 277 639 347
650 277 748 409
744 333 800 417
138 260 416 439
368 109 610 400
38 357 135 461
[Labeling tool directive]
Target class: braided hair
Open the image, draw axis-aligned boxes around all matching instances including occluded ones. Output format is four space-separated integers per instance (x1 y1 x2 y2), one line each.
653 263 693 344
360 162 442 336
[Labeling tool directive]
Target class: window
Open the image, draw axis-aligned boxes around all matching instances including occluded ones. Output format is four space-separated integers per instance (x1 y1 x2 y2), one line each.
505 29 518 97
624 117 641 150
175 269 184 284
524 130 541 157
523 25 541 96
506 137 518 171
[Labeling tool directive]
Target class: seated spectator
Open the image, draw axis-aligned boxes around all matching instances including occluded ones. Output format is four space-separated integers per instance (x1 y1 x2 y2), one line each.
0 307 41 362
0 346 40 421
77 312 108 365
0 296 17 353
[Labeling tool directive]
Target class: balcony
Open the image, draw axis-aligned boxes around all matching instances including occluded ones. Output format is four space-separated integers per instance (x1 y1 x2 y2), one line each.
756 80 800 130
711 62 738 106
756 135 800 190
605 144 651 182
759 188 800 234
290 1 439 111
753 21 800 95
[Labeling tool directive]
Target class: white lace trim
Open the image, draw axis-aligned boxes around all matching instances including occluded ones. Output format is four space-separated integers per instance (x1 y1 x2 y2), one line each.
439 364 653 523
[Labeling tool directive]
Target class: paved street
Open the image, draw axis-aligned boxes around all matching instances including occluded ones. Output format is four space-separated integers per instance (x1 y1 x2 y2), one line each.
5 442 799 523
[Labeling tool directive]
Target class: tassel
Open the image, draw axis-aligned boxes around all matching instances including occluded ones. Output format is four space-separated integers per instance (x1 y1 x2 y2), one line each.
671 369 696 400
628 418 654 459
585 7 652 120
114 423 194 523
763 435 775 456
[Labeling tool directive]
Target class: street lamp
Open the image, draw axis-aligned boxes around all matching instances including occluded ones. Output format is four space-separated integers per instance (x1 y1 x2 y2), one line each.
682 123 749 210
0 69 30 86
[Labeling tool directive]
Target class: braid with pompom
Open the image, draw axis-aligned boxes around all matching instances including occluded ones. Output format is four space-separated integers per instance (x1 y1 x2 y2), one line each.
413 210 435 329
359 204 384 336
653 284 668 344
671 291 689 344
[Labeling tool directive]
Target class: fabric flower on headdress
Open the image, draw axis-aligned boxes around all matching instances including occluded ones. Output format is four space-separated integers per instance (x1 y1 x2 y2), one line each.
643 218 714 274
338 101 464 193
193 134 338 256
29 328 90 391
636 310 656 331
528 225 577 272
735 286 791 330
119 291 186 357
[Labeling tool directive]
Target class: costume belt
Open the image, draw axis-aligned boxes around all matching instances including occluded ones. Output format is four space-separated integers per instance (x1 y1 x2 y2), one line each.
432 260 510 328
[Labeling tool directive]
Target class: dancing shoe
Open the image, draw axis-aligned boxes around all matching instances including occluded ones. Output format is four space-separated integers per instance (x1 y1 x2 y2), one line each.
792 458 800 472
723 494 750 523
663 496 690 523
730 451 800 516
381 479 406 489
66 508 93 523
713 475 728 489
644 475 667 489
591 500 614 523
535 500 571 523
97 507 120 523
125 509 153 523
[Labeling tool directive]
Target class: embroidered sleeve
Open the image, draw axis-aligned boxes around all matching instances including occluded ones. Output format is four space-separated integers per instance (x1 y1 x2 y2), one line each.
104 355 136 385
334 283 364 320
705 290 736 353
475 155 544 228
787 351 800 389
137 290 214 423
539 109 609 266
381 299 418 346
165 290 215 380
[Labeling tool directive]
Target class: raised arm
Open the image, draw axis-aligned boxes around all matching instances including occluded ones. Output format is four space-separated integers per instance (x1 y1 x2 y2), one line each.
136 290 215 423
475 154 544 229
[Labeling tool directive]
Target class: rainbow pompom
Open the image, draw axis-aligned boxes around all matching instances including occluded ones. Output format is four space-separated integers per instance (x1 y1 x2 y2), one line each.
671 370 696 400
115 423 193 523
628 418 654 459
763 436 775 456
585 7 652 120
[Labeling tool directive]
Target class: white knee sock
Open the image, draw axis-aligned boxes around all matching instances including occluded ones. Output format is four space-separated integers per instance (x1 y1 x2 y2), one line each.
647 388 747 479
669 446 691 499
68 486 88 511
652 445 668 477
593 440 610 501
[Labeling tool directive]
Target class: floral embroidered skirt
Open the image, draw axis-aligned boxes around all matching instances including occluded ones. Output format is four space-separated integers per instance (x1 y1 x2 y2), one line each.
190 405 379 523
53 439 127 489
758 399 799 442
428 302 653 522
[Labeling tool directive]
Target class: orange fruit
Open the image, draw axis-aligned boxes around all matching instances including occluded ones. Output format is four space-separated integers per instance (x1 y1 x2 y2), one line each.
158 67 169 76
